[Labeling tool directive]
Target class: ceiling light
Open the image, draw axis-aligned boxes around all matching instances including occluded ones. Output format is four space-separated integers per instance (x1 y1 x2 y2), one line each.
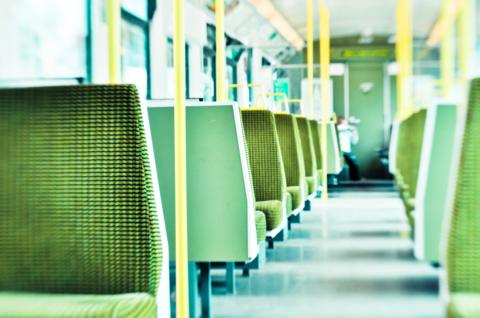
248 0 305 50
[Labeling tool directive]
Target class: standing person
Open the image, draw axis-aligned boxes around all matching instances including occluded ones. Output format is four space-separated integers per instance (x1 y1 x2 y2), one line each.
337 116 361 181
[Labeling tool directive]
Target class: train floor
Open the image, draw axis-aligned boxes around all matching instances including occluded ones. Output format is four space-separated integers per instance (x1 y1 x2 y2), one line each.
211 184 443 318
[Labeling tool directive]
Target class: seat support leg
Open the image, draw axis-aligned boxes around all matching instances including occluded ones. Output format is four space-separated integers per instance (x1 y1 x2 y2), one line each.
274 228 288 242
289 213 301 224
304 200 311 211
188 263 198 318
198 263 211 318
225 262 236 294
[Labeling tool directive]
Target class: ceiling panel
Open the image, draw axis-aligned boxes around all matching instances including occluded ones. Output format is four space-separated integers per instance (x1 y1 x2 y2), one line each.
271 0 442 39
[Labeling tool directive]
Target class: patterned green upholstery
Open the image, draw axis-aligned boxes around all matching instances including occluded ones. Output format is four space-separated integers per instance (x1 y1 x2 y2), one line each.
395 109 427 224
274 113 306 210
0 85 161 317
255 211 267 244
295 116 317 195
287 186 302 211
446 79 480 317
286 192 293 216
0 292 156 318
241 109 287 231
309 119 323 184
255 201 284 230
448 294 480 318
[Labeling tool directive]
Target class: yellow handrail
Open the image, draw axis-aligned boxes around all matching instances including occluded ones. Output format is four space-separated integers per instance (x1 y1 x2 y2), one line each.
173 0 189 317
396 0 413 119
319 2 330 202
107 0 121 83
307 0 314 118
255 92 289 113
458 0 473 96
228 83 263 89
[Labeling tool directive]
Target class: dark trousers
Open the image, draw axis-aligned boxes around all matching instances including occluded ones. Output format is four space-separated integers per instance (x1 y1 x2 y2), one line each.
343 152 361 181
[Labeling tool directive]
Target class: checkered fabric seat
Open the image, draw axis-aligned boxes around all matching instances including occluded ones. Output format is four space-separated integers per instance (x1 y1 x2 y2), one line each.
309 119 323 186
446 79 480 318
274 113 306 212
0 85 163 317
241 108 287 231
255 211 267 244
295 116 317 195
395 109 427 228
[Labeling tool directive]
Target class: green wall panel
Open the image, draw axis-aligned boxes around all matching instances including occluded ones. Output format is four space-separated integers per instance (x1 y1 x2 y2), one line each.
348 63 386 178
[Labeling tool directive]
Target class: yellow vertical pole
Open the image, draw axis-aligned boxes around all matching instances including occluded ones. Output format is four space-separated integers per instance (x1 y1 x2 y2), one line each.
307 0 314 118
395 0 404 119
404 0 413 116
216 0 226 101
173 0 189 317
395 0 413 119
441 0 454 98
319 3 329 201
107 0 121 83
458 0 473 89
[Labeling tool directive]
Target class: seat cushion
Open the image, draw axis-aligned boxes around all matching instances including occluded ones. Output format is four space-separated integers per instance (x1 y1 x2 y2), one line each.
448 293 480 318
0 292 156 318
255 200 283 230
306 176 315 195
287 186 303 211
316 170 323 186
285 192 293 216
255 211 267 244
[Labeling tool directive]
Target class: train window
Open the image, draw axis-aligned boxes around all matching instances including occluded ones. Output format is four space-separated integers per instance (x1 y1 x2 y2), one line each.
121 2 150 98
166 37 191 98
121 0 148 20
0 0 87 84
121 18 148 98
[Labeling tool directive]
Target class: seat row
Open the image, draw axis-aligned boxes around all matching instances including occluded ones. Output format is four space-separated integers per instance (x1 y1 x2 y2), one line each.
0 85 342 317
390 79 480 317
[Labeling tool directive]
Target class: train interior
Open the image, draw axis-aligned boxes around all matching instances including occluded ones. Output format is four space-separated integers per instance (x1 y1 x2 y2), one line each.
0 0 479 317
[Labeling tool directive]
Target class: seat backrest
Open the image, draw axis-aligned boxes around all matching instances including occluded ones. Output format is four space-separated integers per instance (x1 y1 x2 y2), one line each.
0 85 162 295
414 104 457 262
295 116 317 178
447 79 480 293
308 119 322 172
396 109 427 196
241 109 286 202
148 102 258 262
274 113 305 188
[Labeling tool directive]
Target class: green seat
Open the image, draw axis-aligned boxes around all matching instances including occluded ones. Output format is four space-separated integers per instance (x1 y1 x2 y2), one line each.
0 292 156 318
317 122 343 175
309 119 323 185
448 294 480 318
255 211 267 244
395 109 427 226
274 113 306 213
287 186 302 212
295 116 317 196
414 104 457 263
446 79 480 317
241 108 287 234
148 102 260 262
255 200 284 229
285 191 293 216
0 85 166 317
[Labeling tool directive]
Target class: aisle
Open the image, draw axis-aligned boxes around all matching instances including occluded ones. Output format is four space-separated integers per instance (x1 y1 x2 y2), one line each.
211 187 443 318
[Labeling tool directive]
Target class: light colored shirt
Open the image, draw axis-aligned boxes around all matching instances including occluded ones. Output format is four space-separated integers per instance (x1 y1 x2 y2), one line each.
337 123 359 153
